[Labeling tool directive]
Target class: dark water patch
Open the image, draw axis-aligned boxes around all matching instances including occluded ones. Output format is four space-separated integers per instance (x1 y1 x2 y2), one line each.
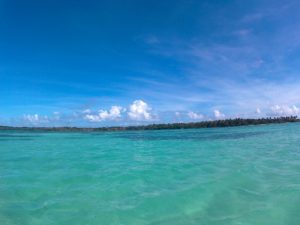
55 132 105 139
63 136 90 140
89 133 103 135
0 138 34 141
89 133 109 136
0 134 41 138
115 131 267 141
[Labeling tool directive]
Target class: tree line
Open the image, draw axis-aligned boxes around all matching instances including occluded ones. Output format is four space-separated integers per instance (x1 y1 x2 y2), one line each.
0 116 298 132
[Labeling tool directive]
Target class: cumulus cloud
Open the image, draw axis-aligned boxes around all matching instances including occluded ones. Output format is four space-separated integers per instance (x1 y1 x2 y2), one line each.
187 111 204 120
84 106 123 122
214 110 225 119
23 114 49 123
270 105 300 116
128 100 152 121
84 114 101 122
23 114 39 122
99 106 123 120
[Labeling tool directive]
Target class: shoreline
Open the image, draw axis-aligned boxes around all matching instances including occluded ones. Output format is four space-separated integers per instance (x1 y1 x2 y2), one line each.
0 116 298 132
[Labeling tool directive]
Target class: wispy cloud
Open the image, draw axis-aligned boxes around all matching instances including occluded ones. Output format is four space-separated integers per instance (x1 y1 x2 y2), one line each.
4 0 300 127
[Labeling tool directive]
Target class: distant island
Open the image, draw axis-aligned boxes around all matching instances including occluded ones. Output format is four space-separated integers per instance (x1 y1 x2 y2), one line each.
0 116 299 132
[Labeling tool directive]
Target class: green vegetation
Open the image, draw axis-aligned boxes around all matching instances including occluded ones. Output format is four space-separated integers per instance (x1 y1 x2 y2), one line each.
0 116 298 132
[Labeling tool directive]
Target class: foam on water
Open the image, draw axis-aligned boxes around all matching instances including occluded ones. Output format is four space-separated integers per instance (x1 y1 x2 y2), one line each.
0 123 300 225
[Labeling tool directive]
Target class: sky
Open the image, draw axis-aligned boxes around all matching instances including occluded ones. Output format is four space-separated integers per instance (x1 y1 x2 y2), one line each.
1 0 300 126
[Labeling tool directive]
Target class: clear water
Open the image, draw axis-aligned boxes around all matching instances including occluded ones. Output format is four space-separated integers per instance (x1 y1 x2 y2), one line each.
1 123 300 225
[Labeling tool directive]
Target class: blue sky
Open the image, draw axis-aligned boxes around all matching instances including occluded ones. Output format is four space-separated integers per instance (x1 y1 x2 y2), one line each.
1 0 300 126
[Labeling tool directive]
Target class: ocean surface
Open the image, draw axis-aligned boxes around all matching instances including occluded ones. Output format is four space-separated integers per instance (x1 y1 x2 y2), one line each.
1 123 300 225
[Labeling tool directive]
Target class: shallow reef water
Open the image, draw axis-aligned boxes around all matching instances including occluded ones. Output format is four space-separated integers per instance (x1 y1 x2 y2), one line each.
1 123 300 225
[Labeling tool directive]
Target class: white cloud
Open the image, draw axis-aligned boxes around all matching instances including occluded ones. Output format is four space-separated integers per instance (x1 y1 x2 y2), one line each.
84 106 123 122
128 100 152 121
270 105 300 116
24 114 39 122
84 114 100 122
175 112 181 117
83 101 153 122
214 110 225 119
256 108 261 114
23 114 49 123
187 111 204 120
99 106 123 120
82 109 91 114
53 112 60 120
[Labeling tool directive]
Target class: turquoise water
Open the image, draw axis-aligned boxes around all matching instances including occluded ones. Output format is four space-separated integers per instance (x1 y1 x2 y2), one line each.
1 123 300 225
